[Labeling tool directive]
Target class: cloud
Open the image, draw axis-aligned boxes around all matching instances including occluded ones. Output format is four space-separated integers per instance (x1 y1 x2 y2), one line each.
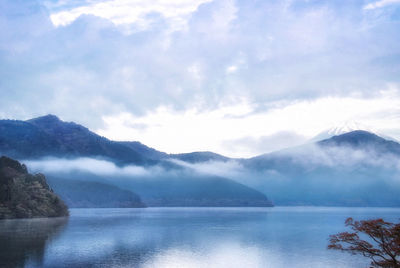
24 157 152 177
49 0 213 33
172 143 400 206
222 131 308 155
97 89 400 157
1 0 400 155
274 143 400 171
19 147 400 206
169 159 245 178
364 0 400 10
168 143 400 181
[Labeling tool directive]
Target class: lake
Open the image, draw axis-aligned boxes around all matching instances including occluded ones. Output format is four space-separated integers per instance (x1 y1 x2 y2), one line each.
1 207 399 268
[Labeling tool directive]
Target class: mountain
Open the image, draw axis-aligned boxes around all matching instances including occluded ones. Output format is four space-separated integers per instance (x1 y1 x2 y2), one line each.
318 130 400 155
107 173 273 207
0 115 150 165
0 115 230 164
28 115 150 165
248 130 400 169
241 130 400 206
311 121 395 142
117 141 168 160
46 177 146 208
0 119 62 158
0 156 69 219
37 169 273 207
2 114 400 207
116 144 230 164
0 115 273 207
170 151 229 163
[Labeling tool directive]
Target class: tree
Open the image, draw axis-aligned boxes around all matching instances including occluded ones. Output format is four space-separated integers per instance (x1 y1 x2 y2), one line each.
328 217 400 267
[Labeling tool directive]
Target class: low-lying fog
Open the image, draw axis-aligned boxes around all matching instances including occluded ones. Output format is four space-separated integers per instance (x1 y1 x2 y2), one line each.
22 143 400 206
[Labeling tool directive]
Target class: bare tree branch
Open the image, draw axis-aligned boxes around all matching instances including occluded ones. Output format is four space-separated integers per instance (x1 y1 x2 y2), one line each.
328 218 400 268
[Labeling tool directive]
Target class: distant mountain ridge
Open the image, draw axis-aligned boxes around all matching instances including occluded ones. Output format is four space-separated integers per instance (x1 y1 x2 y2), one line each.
46 177 146 208
0 115 273 207
318 130 400 155
241 130 400 206
0 115 230 164
0 115 171 165
311 122 396 142
27 115 149 165
118 141 168 160
170 151 229 163
2 114 400 207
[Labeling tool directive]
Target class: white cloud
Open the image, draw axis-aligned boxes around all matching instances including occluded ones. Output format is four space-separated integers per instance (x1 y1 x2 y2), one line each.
2 0 400 155
210 0 238 36
364 0 400 10
96 86 400 157
226 53 248 74
226 65 238 74
170 159 244 178
25 157 152 176
187 63 203 82
223 132 308 154
49 0 213 32
274 143 400 171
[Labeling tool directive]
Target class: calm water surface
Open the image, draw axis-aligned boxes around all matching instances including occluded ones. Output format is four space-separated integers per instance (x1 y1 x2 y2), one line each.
1 207 400 268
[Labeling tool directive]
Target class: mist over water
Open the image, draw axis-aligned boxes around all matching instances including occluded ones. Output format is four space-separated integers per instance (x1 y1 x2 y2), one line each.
23 148 400 207
2 207 400 268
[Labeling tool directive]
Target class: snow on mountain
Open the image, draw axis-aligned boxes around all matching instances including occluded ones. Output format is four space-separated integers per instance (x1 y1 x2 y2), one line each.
310 121 396 142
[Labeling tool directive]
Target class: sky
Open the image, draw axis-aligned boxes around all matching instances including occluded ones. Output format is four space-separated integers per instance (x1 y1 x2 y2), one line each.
1 0 400 157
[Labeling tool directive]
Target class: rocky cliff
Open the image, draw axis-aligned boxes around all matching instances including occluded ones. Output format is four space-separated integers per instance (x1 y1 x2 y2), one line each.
0 156 69 219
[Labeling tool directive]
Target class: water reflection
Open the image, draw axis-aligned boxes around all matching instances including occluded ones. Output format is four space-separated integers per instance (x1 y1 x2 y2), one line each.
1 208 400 268
43 208 271 268
0 217 68 268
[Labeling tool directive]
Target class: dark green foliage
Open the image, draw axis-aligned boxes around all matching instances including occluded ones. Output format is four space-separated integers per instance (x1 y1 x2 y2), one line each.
0 156 69 219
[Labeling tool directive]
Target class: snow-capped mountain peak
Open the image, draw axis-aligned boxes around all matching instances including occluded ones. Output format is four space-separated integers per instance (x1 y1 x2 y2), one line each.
311 121 395 142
